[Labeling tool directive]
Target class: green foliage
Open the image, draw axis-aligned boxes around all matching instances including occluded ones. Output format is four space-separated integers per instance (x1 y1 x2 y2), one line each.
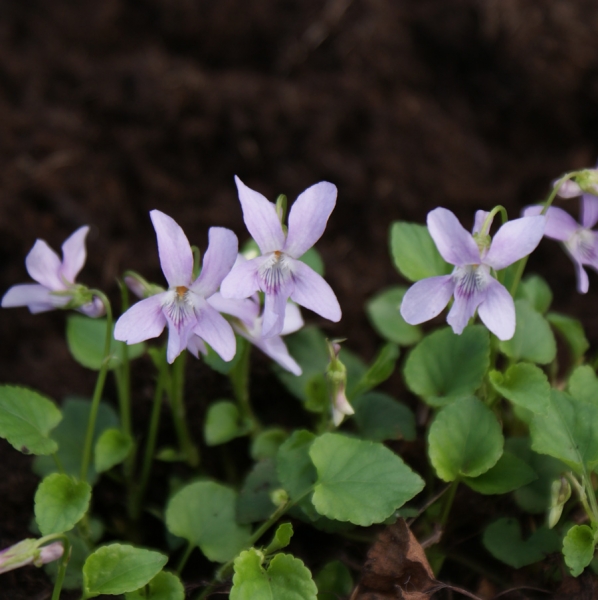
66 315 144 370
404 326 489 406
237 460 278 524
310 433 424 526
365 287 422 346
483 518 560 568
83 544 167 597
516 274 552 314
264 523 294 554
568 366 598 405
488 363 550 414
462 452 537 495
299 247 325 276
563 524 598 576
276 430 317 503
35 473 91 535
204 401 248 446
352 392 416 442
547 313 589 364
351 343 399 398
203 337 245 374
390 221 450 282
428 396 503 481
251 428 288 460
314 561 353 600
94 428 133 473
0 385 62 455
165 480 251 563
499 300 556 365
230 549 317 600
125 571 185 600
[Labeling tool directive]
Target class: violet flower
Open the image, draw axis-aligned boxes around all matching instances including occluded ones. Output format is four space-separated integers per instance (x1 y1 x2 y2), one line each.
0 539 63 575
523 194 598 293
1 226 104 317
114 210 238 364
220 176 341 338
400 208 545 340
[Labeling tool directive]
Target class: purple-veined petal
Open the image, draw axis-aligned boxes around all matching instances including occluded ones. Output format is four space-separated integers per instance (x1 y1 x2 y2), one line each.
235 176 285 254
477 278 516 340
25 240 64 290
522 205 579 241
262 287 289 338
281 302 304 335
166 322 188 364
289 259 341 323
220 256 263 299
186 334 207 358
473 210 493 235
194 301 236 361
446 286 484 335
284 181 337 258
191 227 239 297
251 334 302 375
427 208 480 266
1 283 63 312
399 275 454 325
114 294 167 344
484 215 545 270
207 292 260 325
150 210 194 288
60 226 89 283
582 194 598 229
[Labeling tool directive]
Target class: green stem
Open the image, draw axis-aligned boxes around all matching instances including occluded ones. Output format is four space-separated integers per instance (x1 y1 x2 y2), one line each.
52 453 65 474
80 291 113 482
439 481 458 527
229 337 260 435
50 535 71 600
176 540 195 575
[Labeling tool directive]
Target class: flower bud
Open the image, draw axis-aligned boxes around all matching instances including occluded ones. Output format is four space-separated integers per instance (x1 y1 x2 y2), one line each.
123 272 165 299
548 476 571 529
325 339 354 426
0 539 63 574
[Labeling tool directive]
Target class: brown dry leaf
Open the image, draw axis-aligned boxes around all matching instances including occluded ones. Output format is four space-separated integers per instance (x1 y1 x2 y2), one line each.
351 518 443 600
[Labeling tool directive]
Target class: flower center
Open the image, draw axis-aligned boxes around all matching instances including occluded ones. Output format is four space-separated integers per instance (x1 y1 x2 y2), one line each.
258 251 292 294
163 287 194 330
452 264 489 299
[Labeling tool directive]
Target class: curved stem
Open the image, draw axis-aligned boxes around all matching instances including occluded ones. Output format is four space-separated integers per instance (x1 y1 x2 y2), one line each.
50 535 71 600
176 540 195 575
229 337 261 435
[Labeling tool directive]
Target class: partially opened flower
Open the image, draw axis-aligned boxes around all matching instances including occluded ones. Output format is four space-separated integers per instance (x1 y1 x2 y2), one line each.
400 208 545 340
523 194 598 293
0 539 63 575
220 176 341 338
114 210 238 364
1 226 104 317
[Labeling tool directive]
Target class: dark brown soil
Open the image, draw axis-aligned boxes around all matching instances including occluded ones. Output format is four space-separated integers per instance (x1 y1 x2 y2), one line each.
1 1 598 597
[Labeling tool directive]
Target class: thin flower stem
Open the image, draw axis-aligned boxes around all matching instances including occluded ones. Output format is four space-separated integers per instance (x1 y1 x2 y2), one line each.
439 480 458 527
50 535 71 600
80 290 113 483
229 337 261 435
52 453 65 474
176 540 195 575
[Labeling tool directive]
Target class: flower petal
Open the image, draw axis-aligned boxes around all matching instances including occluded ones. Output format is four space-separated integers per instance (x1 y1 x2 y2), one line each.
284 181 337 258
477 279 516 340
400 275 454 325
166 323 187 364
484 215 545 270
427 208 480 266
555 179 582 198
473 210 493 235
446 287 484 335
582 194 598 229
60 226 89 283
191 227 239 298
289 260 341 323
281 302 304 335
1 283 67 313
150 210 193 288
220 256 263 299
77 297 105 318
574 261 590 294
235 176 285 254
186 334 207 358
250 334 302 375
25 240 64 290
207 292 260 325
262 287 289 338
194 301 236 361
522 205 579 241
114 294 167 344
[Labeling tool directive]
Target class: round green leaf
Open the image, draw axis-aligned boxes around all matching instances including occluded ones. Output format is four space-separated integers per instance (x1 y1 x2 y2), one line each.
404 326 490 406
488 363 550 414
352 392 416 442
230 549 317 600
165 481 251 563
204 401 246 446
365 287 422 346
515 274 552 314
83 544 167 597
428 396 503 481
94 428 133 473
563 525 598 577
461 452 537 495
125 571 185 600
276 430 317 502
35 473 91 535
251 428 287 461
568 365 598 406
499 300 556 365
547 312 589 363
310 433 424 526
0 385 62 455
351 343 400 398
314 560 353 600
237 460 279 524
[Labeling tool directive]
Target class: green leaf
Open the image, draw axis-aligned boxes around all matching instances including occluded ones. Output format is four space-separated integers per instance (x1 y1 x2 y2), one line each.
499 300 556 365
390 221 450 282
351 343 399 398
0 385 62 455
310 433 424 526
125 571 185 600
251 428 287 460
404 326 490 406
33 398 119 485
264 523 294 555
66 315 145 371
203 337 245 375
428 396 504 482
483 518 560 568
516 275 552 314
230 549 317 600
237 460 278 524
315 561 353 600
165 481 251 563
299 247 325 276
83 544 167 597
204 401 248 446
94 429 133 473
352 392 415 442
563 525 598 576
462 452 537 494
34 473 91 535
568 365 598 406
276 430 317 502
365 287 422 346
547 312 589 364
530 390 598 474
488 363 550 414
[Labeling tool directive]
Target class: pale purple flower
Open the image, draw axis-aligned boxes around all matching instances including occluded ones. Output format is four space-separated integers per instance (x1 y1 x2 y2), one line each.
220 176 341 338
0 540 63 574
523 194 598 293
1 226 104 317
400 208 546 340
114 210 238 364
